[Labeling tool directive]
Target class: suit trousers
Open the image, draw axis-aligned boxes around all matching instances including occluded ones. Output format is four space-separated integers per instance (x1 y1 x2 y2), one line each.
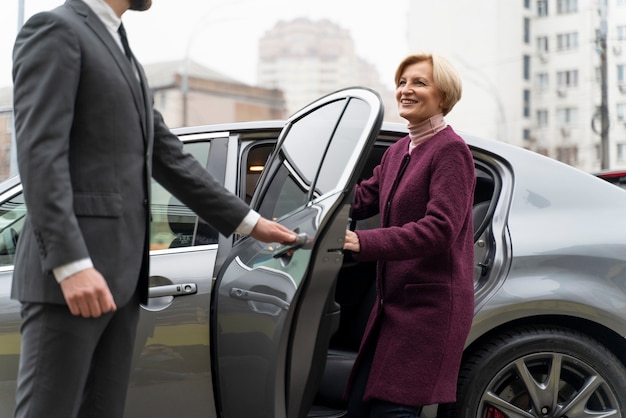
14 294 140 418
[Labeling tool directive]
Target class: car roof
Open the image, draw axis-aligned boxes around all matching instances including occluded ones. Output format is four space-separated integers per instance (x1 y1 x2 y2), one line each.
172 120 410 138
172 119 613 186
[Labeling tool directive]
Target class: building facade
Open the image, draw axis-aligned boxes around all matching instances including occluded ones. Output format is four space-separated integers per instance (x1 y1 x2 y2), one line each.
408 0 626 172
0 64 286 182
0 86 16 181
256 18 401 122
145 60 287 128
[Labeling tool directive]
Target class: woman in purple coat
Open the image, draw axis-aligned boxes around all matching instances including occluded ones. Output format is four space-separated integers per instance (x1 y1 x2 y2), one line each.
343 53 475 417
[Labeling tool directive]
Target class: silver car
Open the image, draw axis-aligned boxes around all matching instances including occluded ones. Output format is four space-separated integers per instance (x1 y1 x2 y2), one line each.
1 87 626 418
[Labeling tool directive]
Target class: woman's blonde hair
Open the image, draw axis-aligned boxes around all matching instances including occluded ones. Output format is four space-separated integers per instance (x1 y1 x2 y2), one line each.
394 53 462 116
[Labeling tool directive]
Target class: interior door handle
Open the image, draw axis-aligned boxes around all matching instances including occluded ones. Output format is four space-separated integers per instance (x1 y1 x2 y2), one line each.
272 232 309 258
148 283 197 298
230 287 290 310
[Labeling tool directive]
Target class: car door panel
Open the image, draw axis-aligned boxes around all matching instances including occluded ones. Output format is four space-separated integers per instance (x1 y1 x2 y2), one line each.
123 138 220 417
212 87 383 418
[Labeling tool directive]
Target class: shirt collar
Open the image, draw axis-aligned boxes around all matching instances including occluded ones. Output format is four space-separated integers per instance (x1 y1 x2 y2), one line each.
81 0 122 32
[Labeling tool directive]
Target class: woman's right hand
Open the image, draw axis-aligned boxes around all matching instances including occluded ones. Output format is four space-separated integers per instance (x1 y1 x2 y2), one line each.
343 230 361 252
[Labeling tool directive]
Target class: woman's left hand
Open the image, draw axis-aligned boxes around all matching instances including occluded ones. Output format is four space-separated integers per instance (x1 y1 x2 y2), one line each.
343 230 361 252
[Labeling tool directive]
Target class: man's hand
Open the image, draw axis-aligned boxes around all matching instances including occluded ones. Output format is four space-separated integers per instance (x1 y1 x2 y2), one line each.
59 267 117 318
249 217 297 244
343 230 361 252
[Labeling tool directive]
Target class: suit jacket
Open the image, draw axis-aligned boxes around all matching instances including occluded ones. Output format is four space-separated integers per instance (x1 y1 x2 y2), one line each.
11 0 250 306
349 127 476 406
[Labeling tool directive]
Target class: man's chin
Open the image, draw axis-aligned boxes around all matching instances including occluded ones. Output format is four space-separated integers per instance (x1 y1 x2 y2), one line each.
129 0 152 11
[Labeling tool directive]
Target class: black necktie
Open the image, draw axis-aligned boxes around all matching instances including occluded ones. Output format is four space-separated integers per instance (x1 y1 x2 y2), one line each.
118 23 133 62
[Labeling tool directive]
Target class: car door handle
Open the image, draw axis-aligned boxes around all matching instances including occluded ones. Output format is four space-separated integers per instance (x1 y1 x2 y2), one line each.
230 287 290 310
272 232 309 258
148 283 197 298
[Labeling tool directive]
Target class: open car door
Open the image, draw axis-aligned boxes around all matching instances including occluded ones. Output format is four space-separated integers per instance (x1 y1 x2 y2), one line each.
211 87 383 418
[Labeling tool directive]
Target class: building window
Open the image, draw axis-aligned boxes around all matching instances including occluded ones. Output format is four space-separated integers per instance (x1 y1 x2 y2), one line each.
537 36 549 53
557 70 578 88
618 25 626 42
537 109 549 126
523 55 531 80
556 145 578 165
617 103 626 121
536 72 549 90
557 0 578 14
618 143 626 162
537 0 549 16
556 32 578 50
523 128 531 141
556 107 579 125
523 89 531 118
619 64 626 84
524 17 531 44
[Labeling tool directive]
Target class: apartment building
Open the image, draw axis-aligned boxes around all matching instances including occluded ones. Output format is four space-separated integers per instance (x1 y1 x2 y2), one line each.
256 18 401 122
408 0 626 172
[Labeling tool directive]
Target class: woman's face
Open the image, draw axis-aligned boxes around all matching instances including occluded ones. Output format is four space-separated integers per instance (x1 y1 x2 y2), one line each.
395 61 444 124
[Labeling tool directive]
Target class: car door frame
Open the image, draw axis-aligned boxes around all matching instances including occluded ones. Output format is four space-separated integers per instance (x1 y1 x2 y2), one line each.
211 87 384 418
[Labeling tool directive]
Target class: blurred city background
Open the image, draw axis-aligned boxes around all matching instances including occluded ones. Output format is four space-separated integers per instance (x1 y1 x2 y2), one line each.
1 0 625 180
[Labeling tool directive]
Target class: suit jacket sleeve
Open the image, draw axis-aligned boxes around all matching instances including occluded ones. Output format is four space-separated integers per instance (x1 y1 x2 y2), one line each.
12 12 90 272
150 109 251 237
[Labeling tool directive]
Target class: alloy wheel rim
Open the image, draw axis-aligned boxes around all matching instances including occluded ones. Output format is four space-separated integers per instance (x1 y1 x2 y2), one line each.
478 352 622 417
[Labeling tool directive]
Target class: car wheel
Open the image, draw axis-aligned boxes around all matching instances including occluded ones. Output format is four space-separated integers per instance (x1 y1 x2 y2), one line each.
440 325 626 417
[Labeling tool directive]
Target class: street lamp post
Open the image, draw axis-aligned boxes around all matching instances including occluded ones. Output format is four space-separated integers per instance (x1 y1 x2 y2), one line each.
598 0 610 170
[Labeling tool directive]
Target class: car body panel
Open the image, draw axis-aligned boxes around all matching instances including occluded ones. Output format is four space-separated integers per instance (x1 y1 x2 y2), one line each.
464 133 626 347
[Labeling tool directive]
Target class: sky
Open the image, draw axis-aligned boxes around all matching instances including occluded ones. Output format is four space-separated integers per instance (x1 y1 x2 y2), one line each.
0 0 410 89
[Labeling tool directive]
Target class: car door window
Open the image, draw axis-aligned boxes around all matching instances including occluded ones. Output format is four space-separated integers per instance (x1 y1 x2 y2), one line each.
0 191 26 267
0 141 214 266
256 99 347 220
316 98 372 193
150 141 218 250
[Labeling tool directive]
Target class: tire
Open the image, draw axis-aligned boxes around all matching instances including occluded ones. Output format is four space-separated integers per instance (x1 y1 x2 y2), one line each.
440 325 626 418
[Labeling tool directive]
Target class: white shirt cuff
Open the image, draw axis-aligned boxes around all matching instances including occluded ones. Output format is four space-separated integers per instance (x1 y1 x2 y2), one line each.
52 258 94 283
235 210 260 236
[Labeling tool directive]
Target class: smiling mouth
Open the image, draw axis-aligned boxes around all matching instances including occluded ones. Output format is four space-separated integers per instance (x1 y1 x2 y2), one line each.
401 99 417 104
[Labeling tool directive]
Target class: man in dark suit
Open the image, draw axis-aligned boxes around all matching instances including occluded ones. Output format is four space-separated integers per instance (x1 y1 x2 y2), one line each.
11 0 295 417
